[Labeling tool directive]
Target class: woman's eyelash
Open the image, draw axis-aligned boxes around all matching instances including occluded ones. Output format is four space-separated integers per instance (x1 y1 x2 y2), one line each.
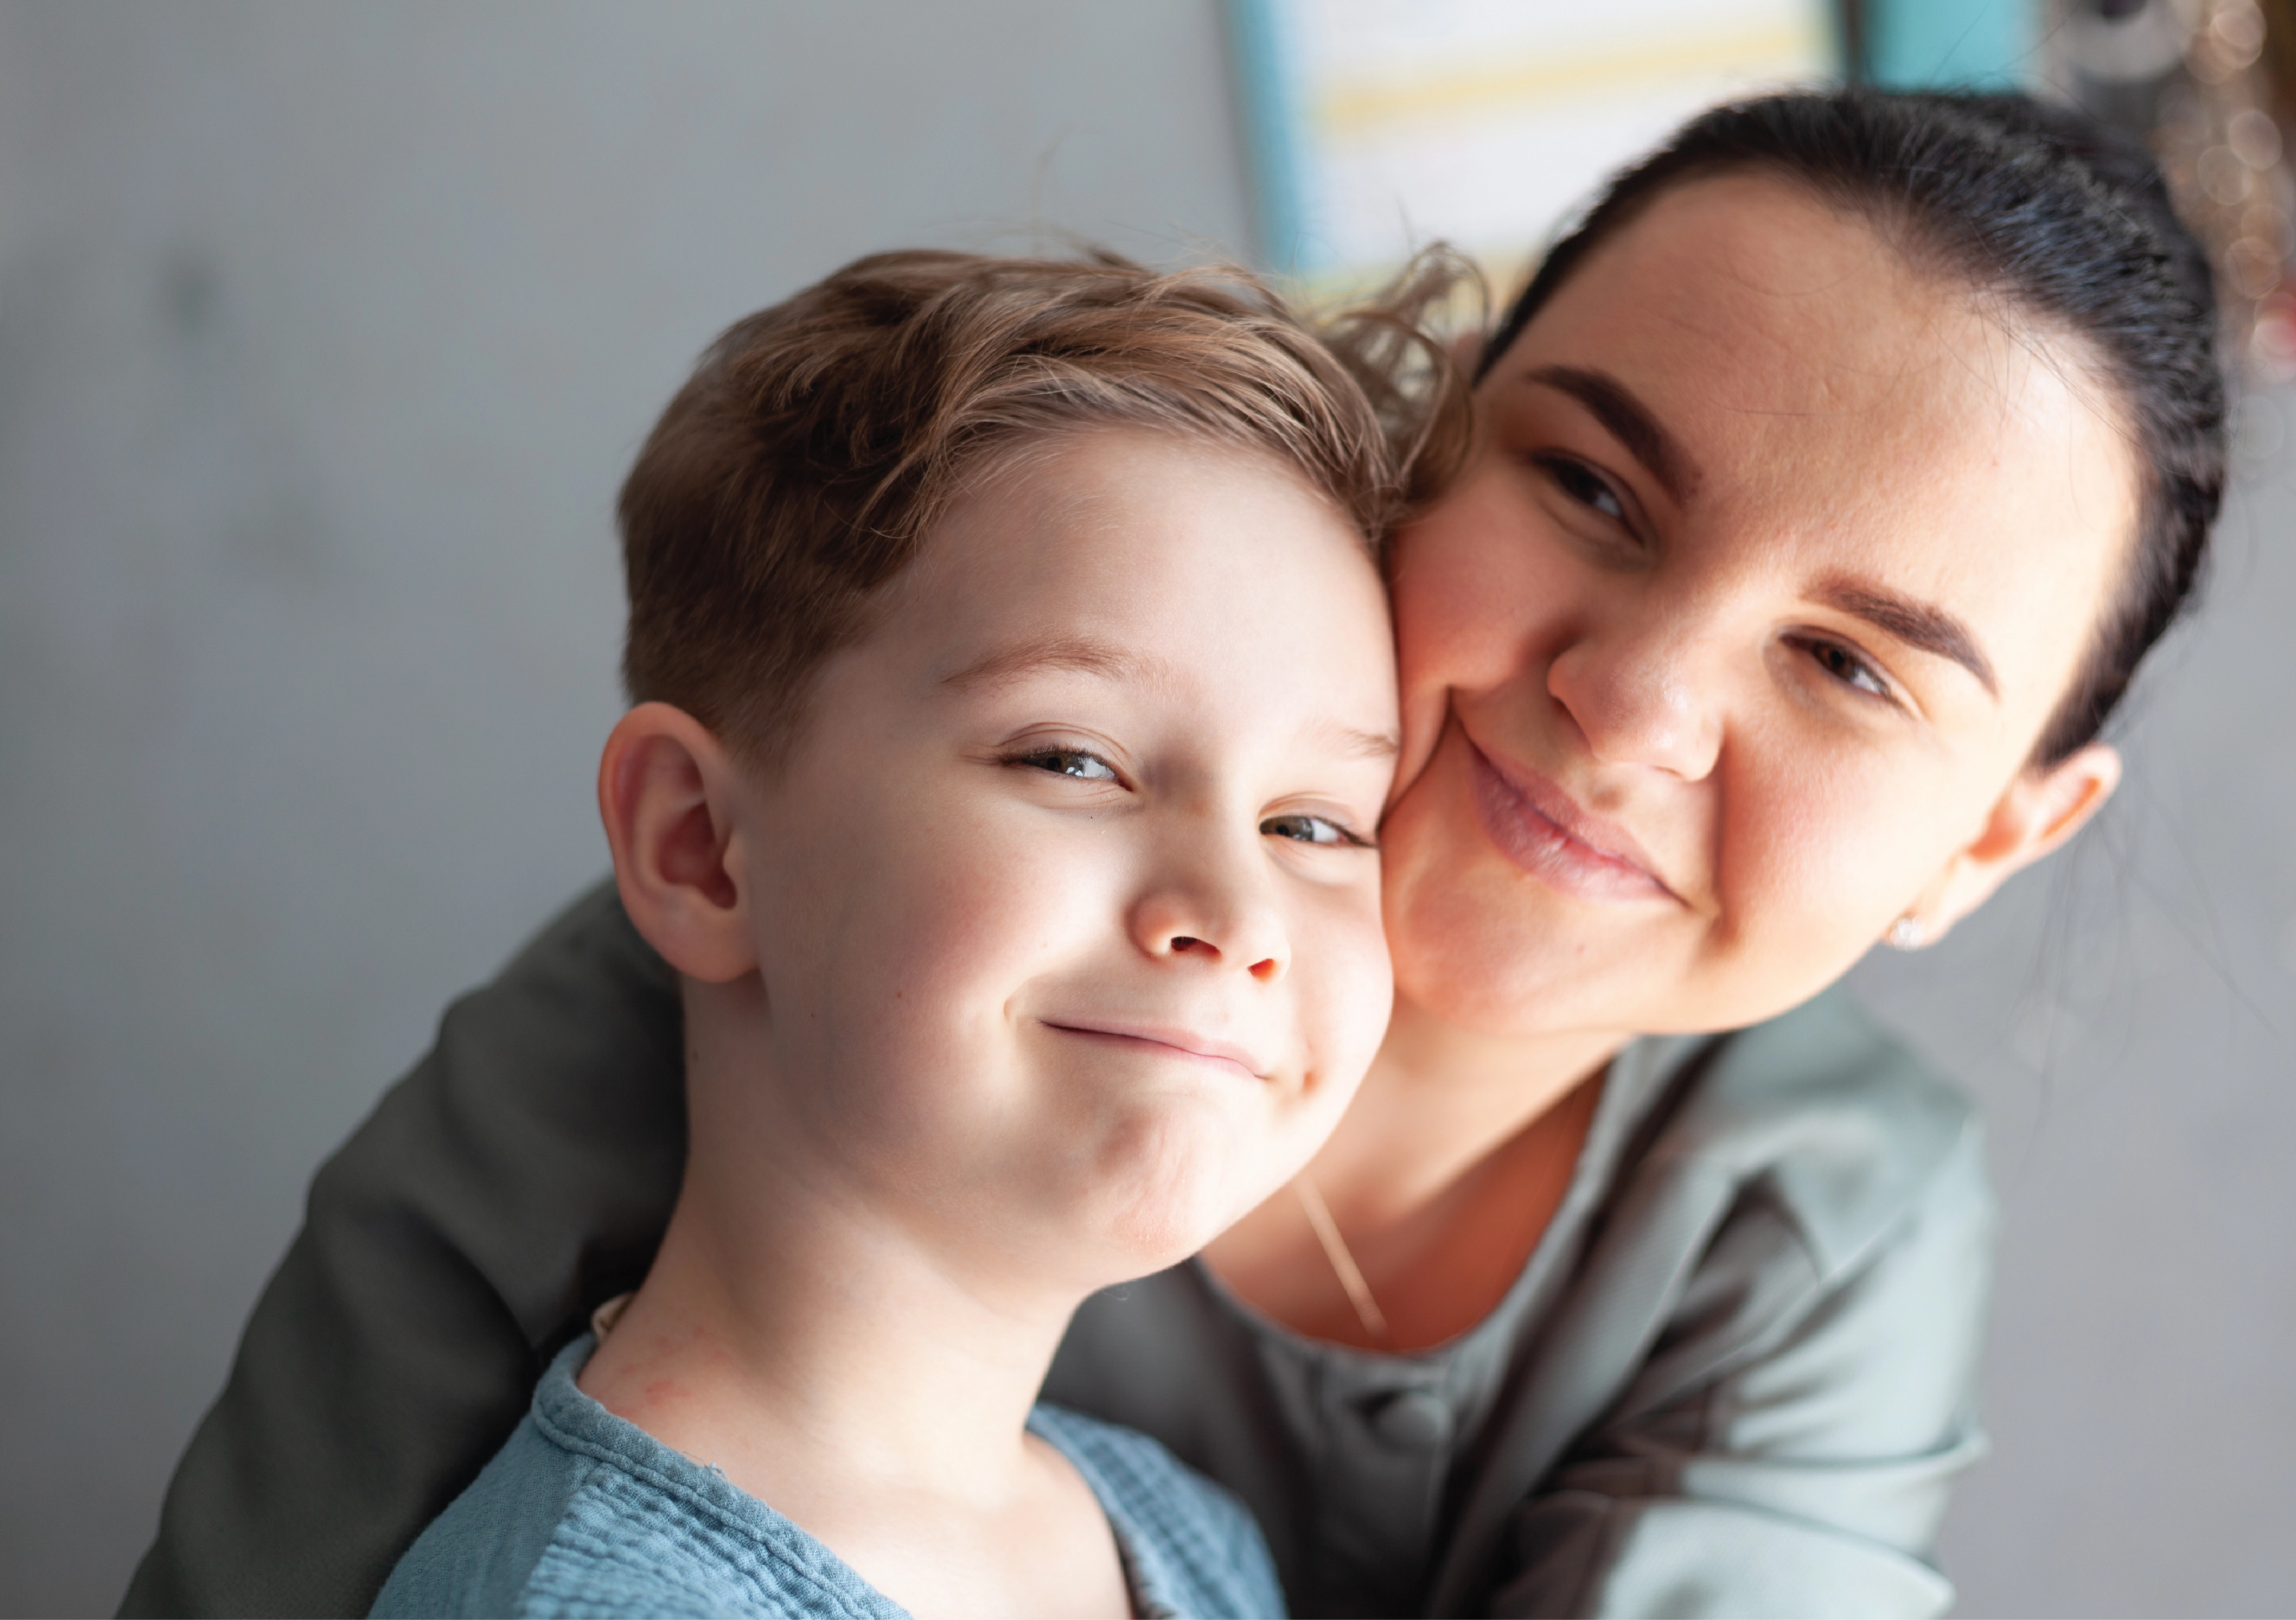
1007 746 1120 782
1799 637 1895 701
1530 452 1630 526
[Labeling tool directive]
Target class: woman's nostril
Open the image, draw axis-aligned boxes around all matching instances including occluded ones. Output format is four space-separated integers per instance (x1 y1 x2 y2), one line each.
1172 935 1204 953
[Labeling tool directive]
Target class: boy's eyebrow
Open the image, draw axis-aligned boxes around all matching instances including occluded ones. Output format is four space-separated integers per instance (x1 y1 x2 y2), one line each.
940 634 1172 692
1313 717 1401 761
945 636 1400 757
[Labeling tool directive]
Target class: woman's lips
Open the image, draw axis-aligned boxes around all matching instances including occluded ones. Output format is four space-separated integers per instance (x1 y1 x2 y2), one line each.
1467 742 1678 905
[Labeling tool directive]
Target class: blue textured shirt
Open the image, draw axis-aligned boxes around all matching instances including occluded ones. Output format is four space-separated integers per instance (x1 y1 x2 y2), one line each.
372 1338 1284 1619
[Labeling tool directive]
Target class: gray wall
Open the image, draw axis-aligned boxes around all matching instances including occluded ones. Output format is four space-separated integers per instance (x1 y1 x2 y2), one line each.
1852 392 2296 1614
0 5 2285 1615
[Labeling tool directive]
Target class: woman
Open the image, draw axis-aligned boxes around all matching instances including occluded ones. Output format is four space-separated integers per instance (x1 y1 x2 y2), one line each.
126 88 2223 1618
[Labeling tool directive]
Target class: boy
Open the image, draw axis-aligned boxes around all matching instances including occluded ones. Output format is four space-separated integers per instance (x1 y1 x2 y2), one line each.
373 250 1421 1618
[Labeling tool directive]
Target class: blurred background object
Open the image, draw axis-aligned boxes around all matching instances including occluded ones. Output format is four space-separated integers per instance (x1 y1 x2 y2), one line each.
2041 0 2296 375
0 3 2290 1616
1227 0 1834 289
1846 0 2039 86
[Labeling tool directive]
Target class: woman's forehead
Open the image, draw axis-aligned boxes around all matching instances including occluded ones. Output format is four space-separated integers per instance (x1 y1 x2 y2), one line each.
1528 179 1990 404
1507 174 2129 505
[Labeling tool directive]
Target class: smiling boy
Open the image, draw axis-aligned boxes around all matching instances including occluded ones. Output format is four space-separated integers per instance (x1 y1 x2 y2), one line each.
369 251 1440 1618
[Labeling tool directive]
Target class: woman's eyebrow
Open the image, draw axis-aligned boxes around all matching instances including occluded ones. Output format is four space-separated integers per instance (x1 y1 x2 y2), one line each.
1522 365 1699 502
1815 576 2000 695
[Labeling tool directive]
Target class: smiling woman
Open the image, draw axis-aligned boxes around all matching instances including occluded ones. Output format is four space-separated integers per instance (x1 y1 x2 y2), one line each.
1158 90 2219 1615
1384 170 2140 1043
127 88 2226 1620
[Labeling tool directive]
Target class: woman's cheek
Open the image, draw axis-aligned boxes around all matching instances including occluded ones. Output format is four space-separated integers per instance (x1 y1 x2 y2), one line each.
1377 752 1561 1031
1712 747 1946 1011
1388 545 1478 795
1390 474 1555 786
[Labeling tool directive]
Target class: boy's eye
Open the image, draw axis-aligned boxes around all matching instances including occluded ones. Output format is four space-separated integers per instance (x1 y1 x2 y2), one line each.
1260 813 1360 847
1014 747 1119 782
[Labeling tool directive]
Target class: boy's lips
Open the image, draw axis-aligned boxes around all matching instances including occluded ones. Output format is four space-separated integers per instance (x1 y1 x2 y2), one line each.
1043 1021 1270 1079
1466 741 1679 905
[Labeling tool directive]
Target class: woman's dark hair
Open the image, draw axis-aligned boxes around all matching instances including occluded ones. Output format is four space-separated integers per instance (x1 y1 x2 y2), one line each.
1479 87 2227 765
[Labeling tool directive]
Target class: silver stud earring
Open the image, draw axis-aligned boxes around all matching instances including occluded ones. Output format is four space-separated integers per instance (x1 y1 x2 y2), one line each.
1886 915 1924 951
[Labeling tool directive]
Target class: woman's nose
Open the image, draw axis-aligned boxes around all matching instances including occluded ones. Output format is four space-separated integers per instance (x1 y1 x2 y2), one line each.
1128 837 1289 984
1544 623 1723 781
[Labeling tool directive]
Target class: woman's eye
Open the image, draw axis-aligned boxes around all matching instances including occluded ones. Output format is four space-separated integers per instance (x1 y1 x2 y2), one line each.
1261 813 1360 847
1807 639 1892 699
1015 747 1119 782
1534 454 1628 526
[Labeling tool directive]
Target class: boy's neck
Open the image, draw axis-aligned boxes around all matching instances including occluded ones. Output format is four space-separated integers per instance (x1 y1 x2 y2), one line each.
584 1174 1077 1495
577 995 1087 1514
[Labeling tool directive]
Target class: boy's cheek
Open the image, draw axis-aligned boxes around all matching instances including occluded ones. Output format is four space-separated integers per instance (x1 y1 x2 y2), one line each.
1296 883 1395 1077
805 813 1124 1049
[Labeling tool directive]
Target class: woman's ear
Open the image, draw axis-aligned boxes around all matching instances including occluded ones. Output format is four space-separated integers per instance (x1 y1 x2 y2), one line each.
1915 741 2122 943
597 701 760 983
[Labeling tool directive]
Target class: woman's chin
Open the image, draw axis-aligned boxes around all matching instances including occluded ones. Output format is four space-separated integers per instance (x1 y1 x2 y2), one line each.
1386 854 1592 1030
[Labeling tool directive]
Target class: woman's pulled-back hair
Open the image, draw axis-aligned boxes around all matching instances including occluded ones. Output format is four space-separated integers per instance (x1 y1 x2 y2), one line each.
620 249 1470 770
1481 87 2228 765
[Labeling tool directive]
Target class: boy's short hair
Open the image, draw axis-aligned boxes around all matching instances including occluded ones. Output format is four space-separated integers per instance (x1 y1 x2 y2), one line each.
617 249 1468 769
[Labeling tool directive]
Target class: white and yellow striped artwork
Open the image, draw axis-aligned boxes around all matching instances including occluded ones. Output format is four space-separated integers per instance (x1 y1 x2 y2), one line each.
1231 0 1839 295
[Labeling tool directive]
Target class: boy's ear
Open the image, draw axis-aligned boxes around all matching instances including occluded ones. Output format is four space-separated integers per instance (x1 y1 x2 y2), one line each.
597 702 760 983
1910 740 2121 945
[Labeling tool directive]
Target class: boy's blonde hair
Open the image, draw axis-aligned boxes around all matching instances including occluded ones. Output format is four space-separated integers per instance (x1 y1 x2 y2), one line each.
618 248 1469 768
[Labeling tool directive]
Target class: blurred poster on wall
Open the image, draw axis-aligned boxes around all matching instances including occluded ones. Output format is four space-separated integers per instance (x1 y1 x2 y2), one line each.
1229 0 1839 291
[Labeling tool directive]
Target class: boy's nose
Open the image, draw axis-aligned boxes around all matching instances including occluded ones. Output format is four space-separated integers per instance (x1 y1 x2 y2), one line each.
1130 861 1288 984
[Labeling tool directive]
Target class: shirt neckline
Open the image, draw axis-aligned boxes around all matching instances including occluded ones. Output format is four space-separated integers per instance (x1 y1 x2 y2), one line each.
536 1337 1180 1619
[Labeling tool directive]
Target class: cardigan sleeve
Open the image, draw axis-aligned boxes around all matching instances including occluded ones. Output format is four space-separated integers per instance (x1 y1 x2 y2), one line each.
1486 1118 1992 1619
118 882 686 1619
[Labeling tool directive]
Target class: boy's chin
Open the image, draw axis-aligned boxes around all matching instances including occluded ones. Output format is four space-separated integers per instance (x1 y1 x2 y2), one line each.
1062 1115 1299 1282
1094 1191 1236 1280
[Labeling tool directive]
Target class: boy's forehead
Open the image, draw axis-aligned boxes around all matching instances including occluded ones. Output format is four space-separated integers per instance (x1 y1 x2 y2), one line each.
873 430 1396 718
916 429 1360 579
938 633 1175 696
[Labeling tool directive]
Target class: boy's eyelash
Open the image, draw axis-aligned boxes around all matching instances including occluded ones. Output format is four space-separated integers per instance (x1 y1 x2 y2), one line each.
1004 745 1122 782
1003 749 1374 846
1261 812 1376 849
